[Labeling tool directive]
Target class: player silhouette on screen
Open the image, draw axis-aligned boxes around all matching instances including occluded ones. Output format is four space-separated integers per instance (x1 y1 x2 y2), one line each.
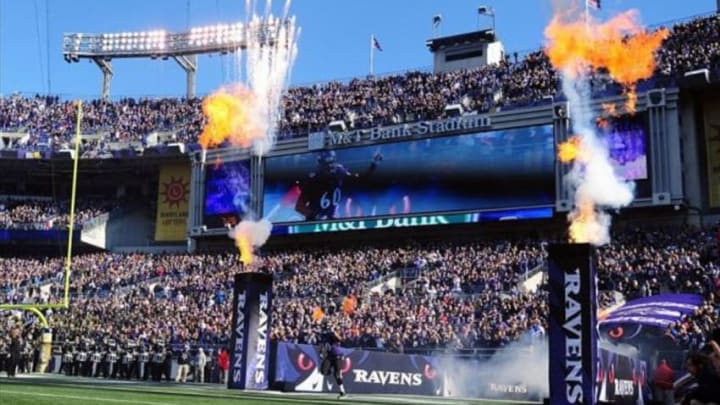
294 150 382 221
225 165 250 215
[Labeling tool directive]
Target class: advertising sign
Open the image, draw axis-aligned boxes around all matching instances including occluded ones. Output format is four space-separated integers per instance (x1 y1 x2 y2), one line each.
229 272 273 390
274 342 442 395
547 243 598 405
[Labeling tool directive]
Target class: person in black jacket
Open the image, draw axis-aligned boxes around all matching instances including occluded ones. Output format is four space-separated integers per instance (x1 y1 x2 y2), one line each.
7 327 22 378
319 322 347 399
682 352 720 405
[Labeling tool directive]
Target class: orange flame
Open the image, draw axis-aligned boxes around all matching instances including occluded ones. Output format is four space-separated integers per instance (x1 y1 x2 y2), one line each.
568 197 596 244
235 234 253 266
545 10 668 83
558 136 584 163
545 9 668 115
199 85 261 150
624 85 639 113
546 7 664 245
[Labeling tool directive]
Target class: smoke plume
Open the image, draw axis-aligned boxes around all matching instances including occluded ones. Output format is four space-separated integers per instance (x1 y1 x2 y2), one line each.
441 336 548 400
229 218 273 266
545 8 667 245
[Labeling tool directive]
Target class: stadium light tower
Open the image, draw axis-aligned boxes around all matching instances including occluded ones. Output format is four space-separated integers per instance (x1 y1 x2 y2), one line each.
62 20 286 100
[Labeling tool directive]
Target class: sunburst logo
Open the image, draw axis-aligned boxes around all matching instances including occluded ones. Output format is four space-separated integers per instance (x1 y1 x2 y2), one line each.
161 176 189 208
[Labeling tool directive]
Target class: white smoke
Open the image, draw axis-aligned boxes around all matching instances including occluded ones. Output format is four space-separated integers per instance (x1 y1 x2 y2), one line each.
440 336 549 400
229 218 272 246
561 71 634 246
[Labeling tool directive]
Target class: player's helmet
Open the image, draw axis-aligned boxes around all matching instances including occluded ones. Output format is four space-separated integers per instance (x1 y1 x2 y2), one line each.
318 151 338 173
318 150 336 164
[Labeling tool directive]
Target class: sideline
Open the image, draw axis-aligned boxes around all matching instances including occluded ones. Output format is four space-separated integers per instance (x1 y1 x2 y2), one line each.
0 390 180 405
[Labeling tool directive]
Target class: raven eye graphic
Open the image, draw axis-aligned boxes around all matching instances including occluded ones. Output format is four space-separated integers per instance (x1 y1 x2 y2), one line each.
296 353 314 371
424 364 438 380
609 326 624 339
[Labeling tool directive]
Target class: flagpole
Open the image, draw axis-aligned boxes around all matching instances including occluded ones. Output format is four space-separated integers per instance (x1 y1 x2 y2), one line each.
369 34 375 76
584 0 590 33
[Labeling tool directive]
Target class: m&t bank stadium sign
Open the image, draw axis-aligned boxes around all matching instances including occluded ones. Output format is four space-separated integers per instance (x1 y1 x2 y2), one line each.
308 115 492 150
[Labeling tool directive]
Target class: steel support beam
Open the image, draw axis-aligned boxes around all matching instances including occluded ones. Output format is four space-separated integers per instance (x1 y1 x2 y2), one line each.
174 55 197 99
92 57 114 101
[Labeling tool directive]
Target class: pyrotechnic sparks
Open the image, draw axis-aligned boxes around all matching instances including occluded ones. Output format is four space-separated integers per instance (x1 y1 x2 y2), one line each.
545 6 664 245
200 0 299 159
200 0 299 262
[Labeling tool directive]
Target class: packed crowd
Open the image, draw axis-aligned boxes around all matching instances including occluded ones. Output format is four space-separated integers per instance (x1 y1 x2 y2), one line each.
665 294 720 351
0 199 115 230
1 14 718 154
1 226 717 356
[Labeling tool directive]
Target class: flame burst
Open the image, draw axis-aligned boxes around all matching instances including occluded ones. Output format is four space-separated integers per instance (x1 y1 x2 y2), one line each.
229 219 272 267
558 136 583 163
236 234 253 266
199 85 262 151
545 9 668 112
546 7 662 245
568 196 601 245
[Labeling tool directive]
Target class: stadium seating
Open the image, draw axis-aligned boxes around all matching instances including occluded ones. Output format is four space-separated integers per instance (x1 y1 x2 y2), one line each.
0 15 718 156
1 227 717 354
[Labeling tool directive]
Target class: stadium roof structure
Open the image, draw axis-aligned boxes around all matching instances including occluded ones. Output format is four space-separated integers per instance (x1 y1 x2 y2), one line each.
425 29 497 52
62 19 290 100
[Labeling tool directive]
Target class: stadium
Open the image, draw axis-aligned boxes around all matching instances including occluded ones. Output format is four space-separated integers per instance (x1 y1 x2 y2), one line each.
1 0 719 404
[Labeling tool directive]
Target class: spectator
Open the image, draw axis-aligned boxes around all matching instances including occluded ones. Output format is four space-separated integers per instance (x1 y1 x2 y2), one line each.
218 348 229 385
683 352 720 405
653 359 675 405
0 14 718 155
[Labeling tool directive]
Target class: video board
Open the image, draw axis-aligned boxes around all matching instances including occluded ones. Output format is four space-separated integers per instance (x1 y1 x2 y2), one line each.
263 125 555 223
203 159 251 228
602 113 649 181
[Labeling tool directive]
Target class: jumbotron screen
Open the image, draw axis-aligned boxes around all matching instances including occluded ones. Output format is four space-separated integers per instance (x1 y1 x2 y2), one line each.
203 159 251 227
602 113 648 181
263 125 555 223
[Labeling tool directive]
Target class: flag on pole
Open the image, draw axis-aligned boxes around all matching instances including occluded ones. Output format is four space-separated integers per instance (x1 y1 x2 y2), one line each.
587 0 600 9
373 36 383 52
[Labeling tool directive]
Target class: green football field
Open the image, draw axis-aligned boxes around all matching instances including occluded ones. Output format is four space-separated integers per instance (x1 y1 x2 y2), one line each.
0 375 539 405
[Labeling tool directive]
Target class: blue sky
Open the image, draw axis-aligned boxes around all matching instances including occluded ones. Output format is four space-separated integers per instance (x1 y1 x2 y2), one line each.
0 0 716 99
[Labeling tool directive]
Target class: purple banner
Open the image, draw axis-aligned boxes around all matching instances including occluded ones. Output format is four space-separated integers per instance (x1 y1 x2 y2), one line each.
547 243 598 405
599 294 703 329
274 342 442 395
